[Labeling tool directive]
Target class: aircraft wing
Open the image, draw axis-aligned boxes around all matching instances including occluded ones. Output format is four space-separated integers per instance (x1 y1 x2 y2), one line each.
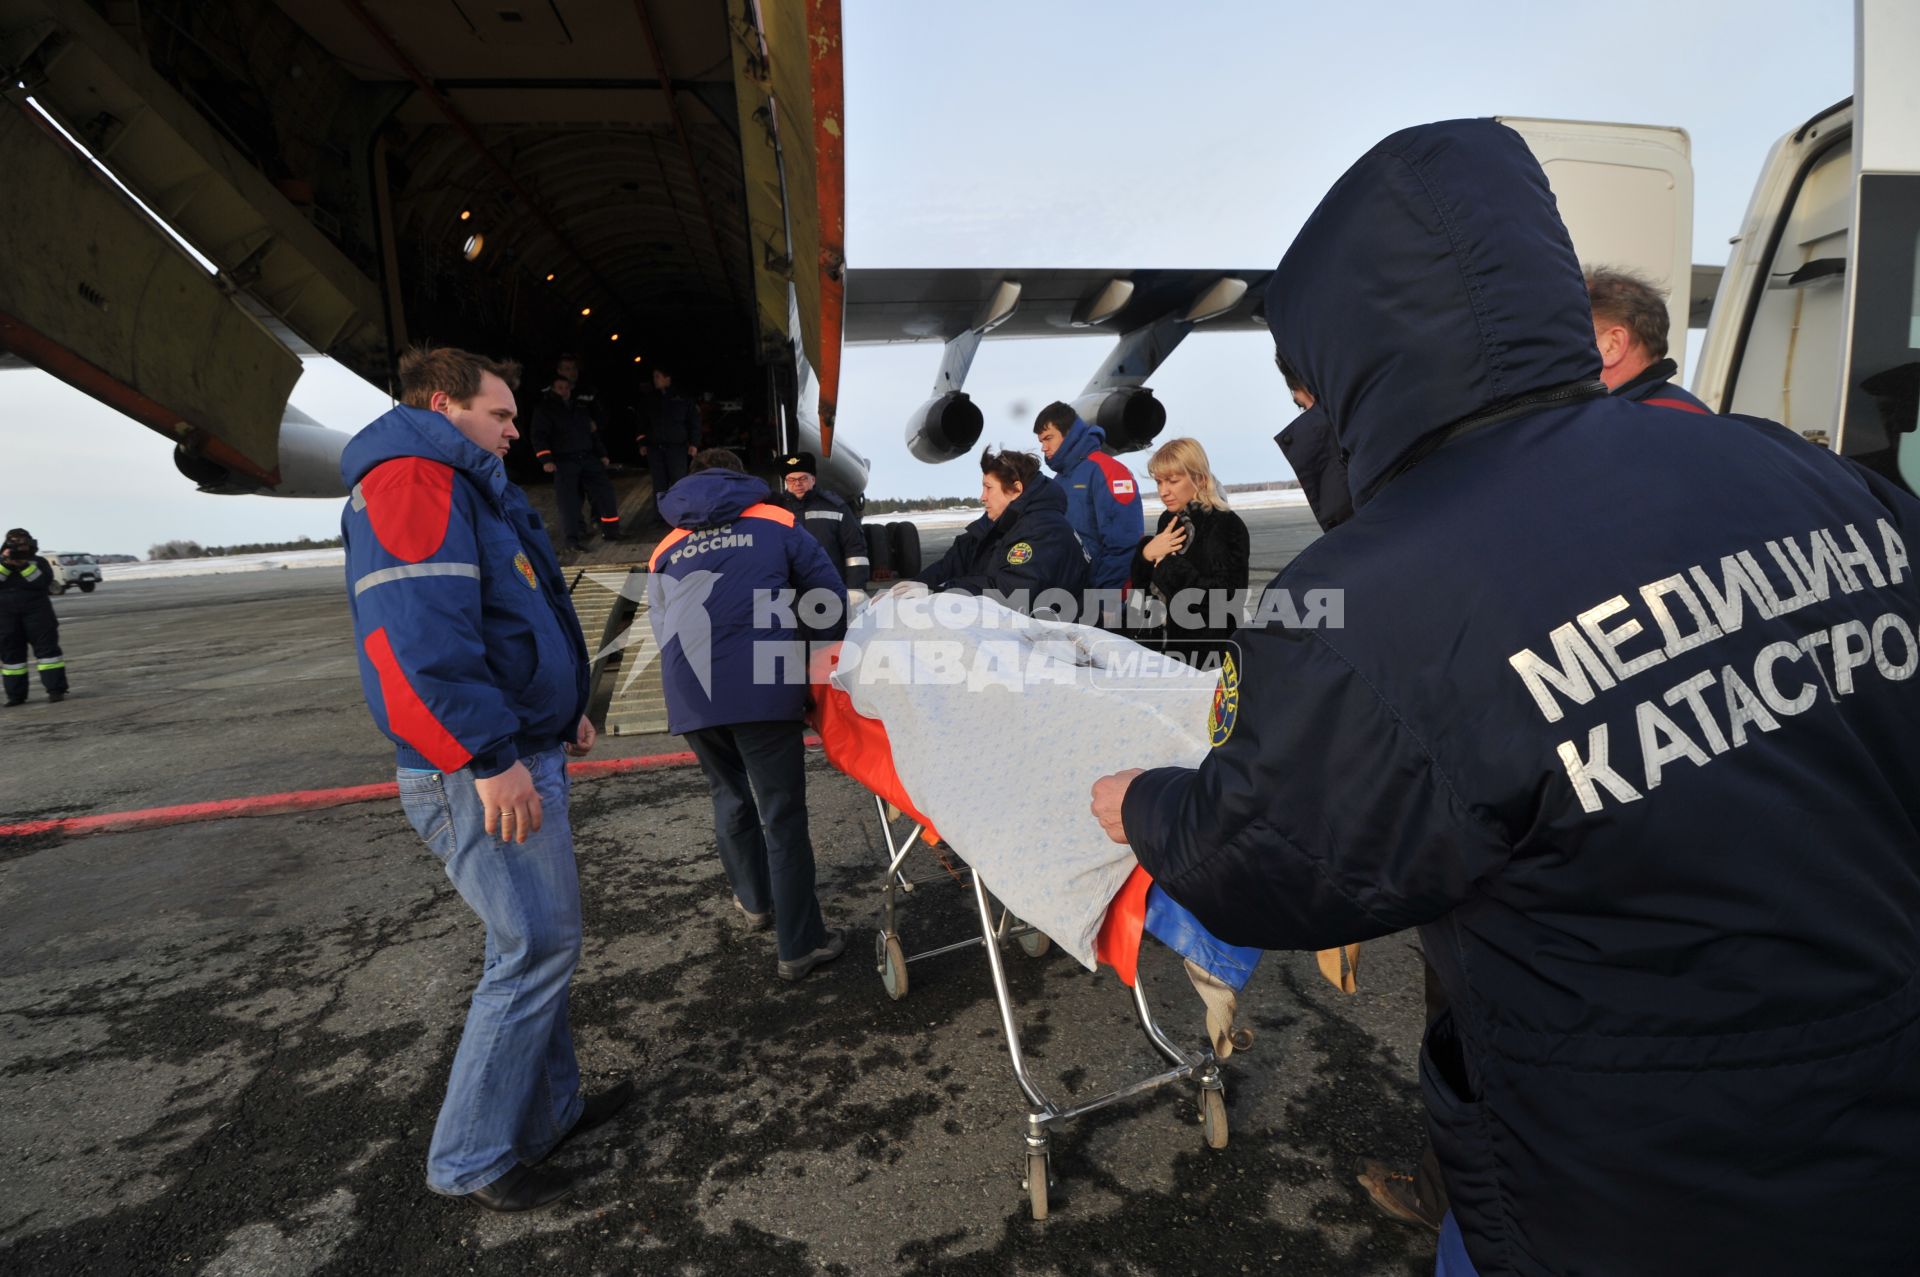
845 268 1274 344
845 264 1726 344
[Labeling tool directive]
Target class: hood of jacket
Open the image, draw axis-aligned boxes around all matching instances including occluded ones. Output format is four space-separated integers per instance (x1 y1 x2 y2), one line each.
659 469 774 529
1045 416 1108 477
1265 118 1601 506
340 404 511 504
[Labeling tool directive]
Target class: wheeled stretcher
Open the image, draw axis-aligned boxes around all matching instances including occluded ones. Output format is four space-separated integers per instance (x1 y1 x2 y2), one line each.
809 633 1251 1219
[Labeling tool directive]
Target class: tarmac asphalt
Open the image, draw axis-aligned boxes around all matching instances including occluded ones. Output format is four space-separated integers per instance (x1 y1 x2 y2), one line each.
1 505 1437 1276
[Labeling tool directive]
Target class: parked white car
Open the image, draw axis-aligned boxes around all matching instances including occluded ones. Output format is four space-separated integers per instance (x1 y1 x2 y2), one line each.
48 553 102 594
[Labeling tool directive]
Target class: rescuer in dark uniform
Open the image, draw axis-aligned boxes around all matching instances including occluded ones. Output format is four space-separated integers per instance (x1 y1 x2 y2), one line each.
776 452 869 591
1091 119 1920 1276
638 365 701 509
530 374 621 552
1 528 69 706
911 447 1090 606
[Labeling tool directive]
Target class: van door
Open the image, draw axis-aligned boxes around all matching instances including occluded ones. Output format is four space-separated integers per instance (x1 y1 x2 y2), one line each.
1835 0 1920 495
1688 104 1854 437
1501 117 1694 366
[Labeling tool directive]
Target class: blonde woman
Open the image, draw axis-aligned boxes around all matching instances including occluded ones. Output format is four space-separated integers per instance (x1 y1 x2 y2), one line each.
1127 437 1250 663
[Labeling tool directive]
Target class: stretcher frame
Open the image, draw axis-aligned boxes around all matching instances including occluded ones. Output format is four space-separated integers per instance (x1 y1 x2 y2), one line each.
867 792 1228 1219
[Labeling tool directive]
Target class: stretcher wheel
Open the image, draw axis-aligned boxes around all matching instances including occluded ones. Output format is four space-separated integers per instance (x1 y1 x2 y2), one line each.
1017 928 1050 958
877 932 908 1001
1201 1085 1229 1149
1025 1151 1050 1220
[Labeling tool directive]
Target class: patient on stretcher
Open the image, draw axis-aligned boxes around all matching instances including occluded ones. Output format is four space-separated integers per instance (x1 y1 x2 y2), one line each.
812 590 1270 1052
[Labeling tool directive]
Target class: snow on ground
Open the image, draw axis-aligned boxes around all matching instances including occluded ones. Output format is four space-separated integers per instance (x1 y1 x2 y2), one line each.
103 489 1309 577
107 549 346 580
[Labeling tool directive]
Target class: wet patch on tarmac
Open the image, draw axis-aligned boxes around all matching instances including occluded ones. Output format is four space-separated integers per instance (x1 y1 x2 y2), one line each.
2 759 1434 1276
3 554 1433 1275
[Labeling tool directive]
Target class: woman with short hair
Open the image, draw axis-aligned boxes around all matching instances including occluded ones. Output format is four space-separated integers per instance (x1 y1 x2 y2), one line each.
1128 437 1250 665
912 446 1090 605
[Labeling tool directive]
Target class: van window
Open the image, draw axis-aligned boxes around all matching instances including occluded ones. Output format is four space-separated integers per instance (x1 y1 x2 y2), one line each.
1838 173 1920 496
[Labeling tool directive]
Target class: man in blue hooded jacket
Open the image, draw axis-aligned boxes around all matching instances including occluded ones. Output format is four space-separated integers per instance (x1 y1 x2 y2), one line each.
1092 120 1920 1276
647 449 849 981
341 346 629 1213
1034 402 1142 596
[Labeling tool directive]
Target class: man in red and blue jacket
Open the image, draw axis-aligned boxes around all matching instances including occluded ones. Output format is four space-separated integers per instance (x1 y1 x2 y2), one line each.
1034 402 1144 593
340 346 628 1214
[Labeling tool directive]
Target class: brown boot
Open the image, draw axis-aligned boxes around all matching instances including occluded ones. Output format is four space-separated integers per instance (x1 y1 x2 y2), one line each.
1355 1158 1444 1231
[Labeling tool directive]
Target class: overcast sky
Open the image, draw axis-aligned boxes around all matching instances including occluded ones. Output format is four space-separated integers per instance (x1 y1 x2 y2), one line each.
4 0 1854 555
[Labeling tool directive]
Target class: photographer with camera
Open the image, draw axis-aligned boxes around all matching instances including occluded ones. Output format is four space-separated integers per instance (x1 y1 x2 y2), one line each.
1127 438 1249 666
1 528 69 707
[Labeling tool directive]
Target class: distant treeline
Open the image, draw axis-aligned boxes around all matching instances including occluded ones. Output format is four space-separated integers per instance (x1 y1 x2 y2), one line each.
147 535 344 560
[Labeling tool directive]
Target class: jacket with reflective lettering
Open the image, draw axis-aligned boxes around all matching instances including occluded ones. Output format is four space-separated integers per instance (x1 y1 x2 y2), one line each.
647 469 846 734
1121 120 1920 1276
1045 417 1143 589
780 486 870 590
340 405 588 777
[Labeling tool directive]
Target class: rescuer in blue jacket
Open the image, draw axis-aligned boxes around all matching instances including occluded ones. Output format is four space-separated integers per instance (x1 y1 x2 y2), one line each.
341 346 628 1214
647 449 849 982
1587 265 1712 413
1092 120 1920 1277
1033 403 1143 591
912 447 1090 610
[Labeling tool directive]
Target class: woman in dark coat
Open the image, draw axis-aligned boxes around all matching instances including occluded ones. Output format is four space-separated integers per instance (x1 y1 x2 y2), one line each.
1127 438 1250 666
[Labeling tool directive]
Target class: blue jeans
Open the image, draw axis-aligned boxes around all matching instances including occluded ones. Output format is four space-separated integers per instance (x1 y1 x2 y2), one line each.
397 748 584 1195
1435 1212 1480 1276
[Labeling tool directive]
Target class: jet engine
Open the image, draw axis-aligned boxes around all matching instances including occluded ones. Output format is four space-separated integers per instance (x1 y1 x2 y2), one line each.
1072 388 1167 454
904 391 985 463
173 407 352 499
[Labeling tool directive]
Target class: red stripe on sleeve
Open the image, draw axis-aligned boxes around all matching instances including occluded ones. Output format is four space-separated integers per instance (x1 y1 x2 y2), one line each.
364 626 472 771
363 457 455 562
1645 397 1710 415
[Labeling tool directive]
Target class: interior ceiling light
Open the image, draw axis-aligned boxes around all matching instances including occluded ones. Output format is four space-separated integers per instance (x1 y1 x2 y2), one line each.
461 233 484 261
610 332 620 342
633 354 643 363
544 272 555 282
459 209 471 221
580 306 591 317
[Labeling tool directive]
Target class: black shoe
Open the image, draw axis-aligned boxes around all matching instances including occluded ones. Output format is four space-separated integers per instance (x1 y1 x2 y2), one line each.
47 691 64 703
567 537 592 553
2 700 23 709
538 1078 636 1164
777 928 846 982
464 1163 571 1213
